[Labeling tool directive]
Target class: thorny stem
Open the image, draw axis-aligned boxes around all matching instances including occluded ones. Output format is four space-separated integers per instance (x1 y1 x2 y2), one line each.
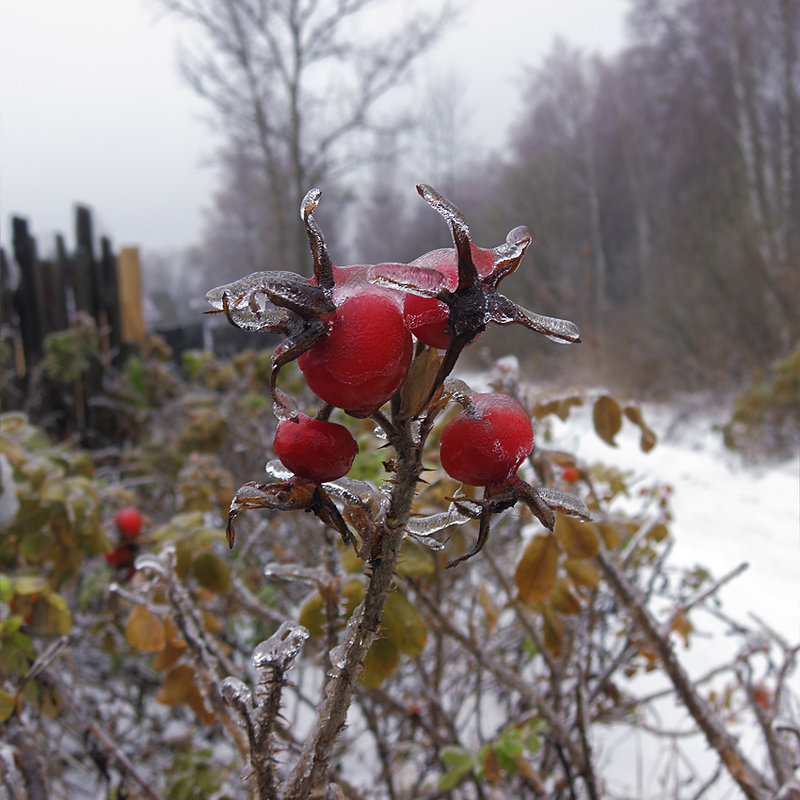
281 414 424 799
595 543 775 800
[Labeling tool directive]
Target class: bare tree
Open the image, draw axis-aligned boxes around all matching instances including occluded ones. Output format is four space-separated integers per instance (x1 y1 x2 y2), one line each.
156 0 451 274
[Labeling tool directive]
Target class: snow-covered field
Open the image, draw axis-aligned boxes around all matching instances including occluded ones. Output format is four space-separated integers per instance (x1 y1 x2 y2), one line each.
549 395 800 798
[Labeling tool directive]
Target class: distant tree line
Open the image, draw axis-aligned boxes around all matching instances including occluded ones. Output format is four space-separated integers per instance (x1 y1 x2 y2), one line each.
163 0 799 392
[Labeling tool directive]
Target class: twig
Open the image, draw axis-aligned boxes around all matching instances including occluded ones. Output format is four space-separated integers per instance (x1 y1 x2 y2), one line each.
596 542 775 800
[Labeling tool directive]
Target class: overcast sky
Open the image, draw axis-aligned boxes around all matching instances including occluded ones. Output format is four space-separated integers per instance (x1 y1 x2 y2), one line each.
0 0 628 255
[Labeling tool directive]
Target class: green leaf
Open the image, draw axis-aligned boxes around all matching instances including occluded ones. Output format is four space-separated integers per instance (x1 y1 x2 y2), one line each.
514 534 558 605
0 689 16 722
593 395 622 446
438 746 476 791
193 552 230 593
0 574 12 603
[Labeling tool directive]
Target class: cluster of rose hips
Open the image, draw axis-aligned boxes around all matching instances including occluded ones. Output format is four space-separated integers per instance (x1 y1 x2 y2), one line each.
105 507 144 575
207 186 586 564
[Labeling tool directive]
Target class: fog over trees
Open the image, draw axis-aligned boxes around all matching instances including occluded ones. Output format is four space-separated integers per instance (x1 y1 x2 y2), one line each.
156 0 799 391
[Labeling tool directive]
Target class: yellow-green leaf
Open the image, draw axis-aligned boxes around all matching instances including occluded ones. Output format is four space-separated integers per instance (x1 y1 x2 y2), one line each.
593 395 622 446
193 552 230 593
397 538 435 577
298 592 325 638
13 576 49 595
556 515 600 560
0 689 16 722
514 535 559 605
382 588 427 657
360 637 400 689
125 604 166 652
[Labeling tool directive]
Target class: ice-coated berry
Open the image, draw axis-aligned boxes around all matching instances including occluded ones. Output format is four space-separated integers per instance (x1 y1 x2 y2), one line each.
273 413 358 483
439 392 533 486
402 246 494 349
298 291 413 416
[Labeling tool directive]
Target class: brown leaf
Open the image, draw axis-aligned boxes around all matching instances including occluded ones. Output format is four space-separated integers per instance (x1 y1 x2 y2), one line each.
542 607 564 658
564 558 600 591
125 604 166 652
624 405 658 452
550 578 582 615
556 514 600 560
514 534 559 605
400 347 442 417
155 664 195 706
478 584 499 634
593 395 622 446
597 521 621 550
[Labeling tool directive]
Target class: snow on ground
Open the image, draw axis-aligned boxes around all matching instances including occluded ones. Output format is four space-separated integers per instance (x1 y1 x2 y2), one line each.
549 396 799 645
547 395 800 798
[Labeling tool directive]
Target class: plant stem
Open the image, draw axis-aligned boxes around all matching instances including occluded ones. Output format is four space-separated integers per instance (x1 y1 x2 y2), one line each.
281 419 422 799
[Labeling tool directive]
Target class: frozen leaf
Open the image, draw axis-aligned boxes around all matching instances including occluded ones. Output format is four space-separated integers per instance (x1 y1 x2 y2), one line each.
125 604 166 652
550 578 582 615
382 587 427 657
514 534 559 605
564 558 600 590
156 663 194 706
405 502 471 537
360 637 400 689
400 347 442 417
556 514 600 560
153 642 185 672
396 538 436 577
193 552 230 594
624 404 658 452
597 521 622 550
648 522 670 542
671 611 693 648
593 395 622 446
542 607 564 657
537 488 591 521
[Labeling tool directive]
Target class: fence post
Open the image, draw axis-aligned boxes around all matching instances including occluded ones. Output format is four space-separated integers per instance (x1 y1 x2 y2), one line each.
11 216 45 374
118 247 145 346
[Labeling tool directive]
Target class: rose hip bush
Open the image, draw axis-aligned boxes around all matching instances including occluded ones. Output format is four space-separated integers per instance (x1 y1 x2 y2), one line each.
2 186 796 800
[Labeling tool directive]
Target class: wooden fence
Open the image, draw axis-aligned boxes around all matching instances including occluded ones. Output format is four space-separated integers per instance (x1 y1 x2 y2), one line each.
1 205 145 441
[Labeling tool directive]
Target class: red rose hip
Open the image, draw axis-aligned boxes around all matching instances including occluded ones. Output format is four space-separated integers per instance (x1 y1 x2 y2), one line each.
439 392 533 486
273 413 358 483
298 291 412 416
115 507 143 539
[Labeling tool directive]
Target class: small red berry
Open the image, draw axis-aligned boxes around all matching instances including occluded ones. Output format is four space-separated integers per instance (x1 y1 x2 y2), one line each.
273 413 358 483
115 507 143 539
562 466 580 483
298 291 413 416
439 393 533 486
